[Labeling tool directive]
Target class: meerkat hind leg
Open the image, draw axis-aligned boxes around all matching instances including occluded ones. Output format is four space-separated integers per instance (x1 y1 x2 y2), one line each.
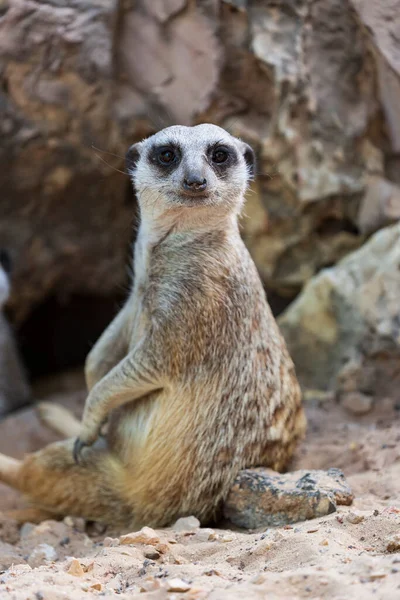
0 441 131 525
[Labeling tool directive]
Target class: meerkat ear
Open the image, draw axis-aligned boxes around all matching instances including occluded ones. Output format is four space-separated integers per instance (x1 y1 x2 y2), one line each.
241 143 256 178
125 143 141 174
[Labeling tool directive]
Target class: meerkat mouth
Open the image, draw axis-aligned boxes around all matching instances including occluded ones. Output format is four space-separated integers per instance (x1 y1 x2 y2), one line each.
173 191 213 205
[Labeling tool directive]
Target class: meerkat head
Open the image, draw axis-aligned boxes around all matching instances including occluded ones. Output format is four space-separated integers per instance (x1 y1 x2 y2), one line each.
126 124 255 222
0 250 11 307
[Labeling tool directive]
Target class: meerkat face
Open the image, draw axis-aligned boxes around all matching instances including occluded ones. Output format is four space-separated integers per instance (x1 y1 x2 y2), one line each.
126 124 255 217
0 250 11 307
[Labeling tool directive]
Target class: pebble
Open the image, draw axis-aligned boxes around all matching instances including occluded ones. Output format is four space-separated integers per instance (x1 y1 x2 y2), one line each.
194 528 216 542
167 577 191 592
156 543 170 554
221 534 236 542
386 533 400 552
319 539 329 546
67 558 85 577
63 516 86 532
27 544 58 568
172 516 200 532
90 583 102 591
368 572 387 581
341 392 374 415
140 578 163 592
119 526 160 546
28 522 52 536
103 537 119 547
144 548 161 560
20 523 35 538
346 511 364 524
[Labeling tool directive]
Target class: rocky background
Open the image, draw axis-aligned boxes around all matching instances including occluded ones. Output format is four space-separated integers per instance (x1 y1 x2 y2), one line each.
1 0 400 401
1 3 400 598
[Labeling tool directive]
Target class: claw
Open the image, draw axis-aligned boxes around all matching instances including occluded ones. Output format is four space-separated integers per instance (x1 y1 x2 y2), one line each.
73 437 90 464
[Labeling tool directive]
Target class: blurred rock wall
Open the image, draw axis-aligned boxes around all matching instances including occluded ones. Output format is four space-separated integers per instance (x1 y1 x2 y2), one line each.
1 0 399 327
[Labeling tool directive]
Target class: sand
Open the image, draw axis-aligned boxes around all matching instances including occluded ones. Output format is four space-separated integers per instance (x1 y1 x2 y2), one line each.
0 371 399 599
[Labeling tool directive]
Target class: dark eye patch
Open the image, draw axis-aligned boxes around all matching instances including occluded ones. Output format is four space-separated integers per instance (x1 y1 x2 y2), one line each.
208 143 237 173
148 143 181 172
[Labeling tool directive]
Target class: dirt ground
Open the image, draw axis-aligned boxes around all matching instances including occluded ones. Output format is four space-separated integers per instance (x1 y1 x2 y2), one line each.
0 371 399 599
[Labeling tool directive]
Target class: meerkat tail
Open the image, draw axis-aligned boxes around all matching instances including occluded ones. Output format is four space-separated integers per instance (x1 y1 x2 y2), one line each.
3 508 57 524
0 454 22 488
37 402 82 438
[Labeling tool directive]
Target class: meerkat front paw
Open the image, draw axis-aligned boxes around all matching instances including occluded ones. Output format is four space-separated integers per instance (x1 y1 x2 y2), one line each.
73 418 108 463
73 436 94 464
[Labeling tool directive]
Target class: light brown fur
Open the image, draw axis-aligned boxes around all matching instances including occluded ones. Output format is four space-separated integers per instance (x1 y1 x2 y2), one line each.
0 125 305 529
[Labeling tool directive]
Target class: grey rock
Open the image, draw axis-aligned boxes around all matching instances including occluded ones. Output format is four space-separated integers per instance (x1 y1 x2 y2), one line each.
27 543 58 568
223 468 353 529
0 541 24 570
341 391 374 415
279 222 400 400
172 516 200 532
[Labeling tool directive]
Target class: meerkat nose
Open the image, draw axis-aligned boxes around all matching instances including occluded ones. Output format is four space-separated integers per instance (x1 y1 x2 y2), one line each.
183 175 207 193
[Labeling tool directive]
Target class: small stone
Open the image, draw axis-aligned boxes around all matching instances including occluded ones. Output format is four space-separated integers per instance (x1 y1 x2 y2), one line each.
119 526 160 546
63 516 86 532
140 578 162 592
144 548 161 560
156 543 170 554
106 573 123 592
90 583 102 591
84 562 94 573
319 539 329 546
29 521 52 536
341 392 374 415
368 572 387 581
103 537 119 547
27 544 58 568
172 516 200 532
167 577 191 592
386 533 400 552
346 511 364 524
20 523 35 539
221 534 236 542
67 558 85 577
194 528 216 542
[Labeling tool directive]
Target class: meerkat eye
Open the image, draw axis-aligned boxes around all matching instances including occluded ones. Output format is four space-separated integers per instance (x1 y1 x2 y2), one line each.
212 147 229 164
157 148 176 165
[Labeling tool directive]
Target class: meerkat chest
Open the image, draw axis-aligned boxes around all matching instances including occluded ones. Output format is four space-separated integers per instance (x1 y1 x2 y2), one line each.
126 231 156 348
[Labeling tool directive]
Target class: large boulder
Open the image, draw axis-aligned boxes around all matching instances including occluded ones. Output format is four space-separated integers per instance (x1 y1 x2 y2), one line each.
1 0 400 327
279 222 400 406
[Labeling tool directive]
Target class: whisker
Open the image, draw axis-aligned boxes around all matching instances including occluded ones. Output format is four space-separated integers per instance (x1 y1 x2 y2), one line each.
92 152 129 176
90 145 126 161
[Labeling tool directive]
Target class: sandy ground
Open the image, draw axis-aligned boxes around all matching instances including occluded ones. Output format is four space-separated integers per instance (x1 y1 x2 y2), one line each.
0 370 399 599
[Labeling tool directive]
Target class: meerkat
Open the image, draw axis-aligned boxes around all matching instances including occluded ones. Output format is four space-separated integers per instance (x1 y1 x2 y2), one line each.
0 124 305 528
0 250 31 417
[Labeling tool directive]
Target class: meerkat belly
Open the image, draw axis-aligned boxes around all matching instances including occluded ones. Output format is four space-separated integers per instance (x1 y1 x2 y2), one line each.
108 391 162 461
